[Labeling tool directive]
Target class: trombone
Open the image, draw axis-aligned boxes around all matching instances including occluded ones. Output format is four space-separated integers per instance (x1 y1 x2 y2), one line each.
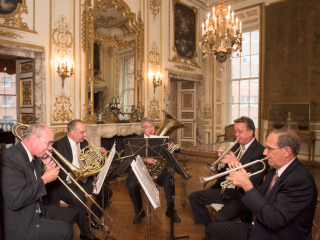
207 139 240 172
12 123 114 229
199 156 268 189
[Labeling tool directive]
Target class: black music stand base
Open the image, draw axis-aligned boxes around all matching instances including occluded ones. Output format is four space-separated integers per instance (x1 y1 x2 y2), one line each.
103 181 117 240
167 167 189 240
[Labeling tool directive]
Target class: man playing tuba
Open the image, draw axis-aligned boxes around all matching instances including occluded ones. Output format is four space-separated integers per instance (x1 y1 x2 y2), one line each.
125 117 181 224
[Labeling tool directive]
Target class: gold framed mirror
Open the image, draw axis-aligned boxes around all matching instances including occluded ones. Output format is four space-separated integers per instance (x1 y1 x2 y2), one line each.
82 0 144 122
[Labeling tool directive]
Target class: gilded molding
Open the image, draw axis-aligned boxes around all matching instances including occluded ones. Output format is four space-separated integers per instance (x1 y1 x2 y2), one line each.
148 97 160 120
149 0 160 21
53 91 73 122
51 127 68 134
21 80 32 106
0 29 22 39
94 33 135 50
149 41 160 73
174 65 196 72
204 104 211 119
20 113 34 124
52 15 73 59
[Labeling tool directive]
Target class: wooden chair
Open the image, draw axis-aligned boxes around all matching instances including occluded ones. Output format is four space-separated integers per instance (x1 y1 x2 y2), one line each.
216 124 236 142
312 198 320 240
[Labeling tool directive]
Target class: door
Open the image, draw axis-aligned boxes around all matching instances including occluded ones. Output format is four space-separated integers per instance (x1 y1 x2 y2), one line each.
177 81 197 148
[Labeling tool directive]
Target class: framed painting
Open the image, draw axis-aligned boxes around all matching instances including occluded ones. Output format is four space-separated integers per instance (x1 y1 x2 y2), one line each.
0 0 23 16
173 1 197 61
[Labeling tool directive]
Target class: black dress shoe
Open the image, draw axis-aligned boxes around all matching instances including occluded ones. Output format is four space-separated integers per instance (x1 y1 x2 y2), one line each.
133 210 146 224
80 232 99 240
91 218 103 231
165 208 181 223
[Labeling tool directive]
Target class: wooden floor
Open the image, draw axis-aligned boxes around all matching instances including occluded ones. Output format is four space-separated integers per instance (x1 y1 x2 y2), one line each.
71 161 320 240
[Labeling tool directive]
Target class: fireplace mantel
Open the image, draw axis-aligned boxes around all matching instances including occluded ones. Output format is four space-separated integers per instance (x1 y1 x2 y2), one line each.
86 123 142 146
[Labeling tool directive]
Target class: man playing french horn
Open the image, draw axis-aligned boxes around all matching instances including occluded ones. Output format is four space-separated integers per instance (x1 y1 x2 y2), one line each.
47 119 113 240
125 117 181 224
189 116 267 227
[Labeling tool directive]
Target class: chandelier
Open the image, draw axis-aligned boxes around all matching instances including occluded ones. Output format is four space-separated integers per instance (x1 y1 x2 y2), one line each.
199 0 242 69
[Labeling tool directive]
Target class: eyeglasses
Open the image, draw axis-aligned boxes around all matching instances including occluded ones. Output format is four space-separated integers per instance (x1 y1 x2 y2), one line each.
36 135 54 147
265 146 283 152
143 125 155 129
233 129 248 135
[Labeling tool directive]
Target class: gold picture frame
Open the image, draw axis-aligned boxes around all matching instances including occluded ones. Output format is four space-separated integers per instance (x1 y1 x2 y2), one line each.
20 113 34 124
19 61 33 73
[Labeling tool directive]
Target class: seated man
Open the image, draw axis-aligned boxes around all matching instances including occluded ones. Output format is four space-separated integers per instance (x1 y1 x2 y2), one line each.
125 117 181 224
0 123 78 240
48 119 113 240
189 116 266 226
205 128 318 240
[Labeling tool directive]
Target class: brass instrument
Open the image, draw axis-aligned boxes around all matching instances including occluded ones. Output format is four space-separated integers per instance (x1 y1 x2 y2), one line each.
206 139 240 172
146 110 185 180
11 123 114 229
199 156 268 189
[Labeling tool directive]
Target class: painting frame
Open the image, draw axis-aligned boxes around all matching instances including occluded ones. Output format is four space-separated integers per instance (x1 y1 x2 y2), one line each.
172 0 198 66
0 0 24 17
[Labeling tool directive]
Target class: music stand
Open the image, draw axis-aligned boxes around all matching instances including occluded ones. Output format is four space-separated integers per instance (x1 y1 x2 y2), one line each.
124 137 168 240
159 144 191 240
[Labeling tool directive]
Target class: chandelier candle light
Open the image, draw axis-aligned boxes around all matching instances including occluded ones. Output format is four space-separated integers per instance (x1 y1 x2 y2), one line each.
152 72 162 93
200 0 242 71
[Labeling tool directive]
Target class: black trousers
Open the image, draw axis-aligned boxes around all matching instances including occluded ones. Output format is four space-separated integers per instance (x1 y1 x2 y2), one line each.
60 176 113 234
40 204 78 240
205 221 253 240
189 188 247 225
125 168 174 213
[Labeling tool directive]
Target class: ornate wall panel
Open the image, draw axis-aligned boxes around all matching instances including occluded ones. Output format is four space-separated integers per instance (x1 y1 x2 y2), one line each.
50 0 75 125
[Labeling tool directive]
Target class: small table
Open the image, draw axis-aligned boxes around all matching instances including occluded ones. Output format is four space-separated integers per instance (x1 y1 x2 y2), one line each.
295 130 316 164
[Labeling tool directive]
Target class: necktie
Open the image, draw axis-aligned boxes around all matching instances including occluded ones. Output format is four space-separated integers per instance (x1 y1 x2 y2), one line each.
31 158 46 216
264 171 279 198
238 146 245 160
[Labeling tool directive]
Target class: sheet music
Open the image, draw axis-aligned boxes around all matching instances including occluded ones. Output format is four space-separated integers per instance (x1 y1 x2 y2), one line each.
131 155 160 209
93 143 116 194
150 135 169 139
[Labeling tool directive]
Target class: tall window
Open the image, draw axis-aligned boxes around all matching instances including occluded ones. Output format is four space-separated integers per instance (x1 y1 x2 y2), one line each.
123 57 135 112
0 72 17 131
229 29 259 127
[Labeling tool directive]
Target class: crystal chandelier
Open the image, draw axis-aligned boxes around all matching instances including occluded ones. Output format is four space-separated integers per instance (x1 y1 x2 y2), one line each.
199 0 242 69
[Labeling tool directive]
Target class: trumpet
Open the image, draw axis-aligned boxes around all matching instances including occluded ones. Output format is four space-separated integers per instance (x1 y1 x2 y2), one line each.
199 156 268 189
12 123 114 229
207 139 240 172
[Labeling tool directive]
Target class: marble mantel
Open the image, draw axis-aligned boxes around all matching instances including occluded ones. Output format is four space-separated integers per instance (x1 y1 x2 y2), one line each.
86 123 142 146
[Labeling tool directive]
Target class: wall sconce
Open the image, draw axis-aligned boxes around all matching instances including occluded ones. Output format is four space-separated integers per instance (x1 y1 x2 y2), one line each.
152 72 162 93
57 59 74 89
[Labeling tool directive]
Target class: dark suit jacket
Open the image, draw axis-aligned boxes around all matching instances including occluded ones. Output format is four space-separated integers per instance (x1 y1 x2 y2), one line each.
212 139 267 200
0 142 47 240
47 135 88 205
242 158 317 240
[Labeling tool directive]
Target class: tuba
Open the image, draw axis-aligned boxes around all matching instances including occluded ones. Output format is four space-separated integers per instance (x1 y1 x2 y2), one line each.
146 110 185 180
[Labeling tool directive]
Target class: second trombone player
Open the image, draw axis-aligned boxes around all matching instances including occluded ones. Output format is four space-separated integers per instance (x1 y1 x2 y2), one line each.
189 116 267 226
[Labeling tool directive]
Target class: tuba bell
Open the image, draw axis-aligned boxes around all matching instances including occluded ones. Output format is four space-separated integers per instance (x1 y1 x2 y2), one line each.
146 110 185 180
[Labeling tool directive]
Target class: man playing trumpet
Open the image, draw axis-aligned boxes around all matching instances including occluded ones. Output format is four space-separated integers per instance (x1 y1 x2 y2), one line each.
189 116 267 226
205 128 317 240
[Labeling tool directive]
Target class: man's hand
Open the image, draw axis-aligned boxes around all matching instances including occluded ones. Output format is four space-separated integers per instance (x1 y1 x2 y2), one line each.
145 158 157 165
226 166 253 192
220 151 238 164
217 146 226 157
42 154 56 170
227 158 241 169
100 147 108 156
41 166 60 185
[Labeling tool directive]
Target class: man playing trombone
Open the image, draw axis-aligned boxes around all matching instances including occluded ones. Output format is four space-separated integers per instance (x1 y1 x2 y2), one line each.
205 128 317 240
189 116 267 226
47 119 113 240
0 123 78 240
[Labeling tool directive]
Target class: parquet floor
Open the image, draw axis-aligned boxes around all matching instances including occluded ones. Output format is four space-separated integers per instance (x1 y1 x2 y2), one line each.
72 161 320 240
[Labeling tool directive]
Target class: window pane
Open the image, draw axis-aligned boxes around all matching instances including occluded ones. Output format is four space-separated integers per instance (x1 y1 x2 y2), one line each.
240 56 250 78
231 81 239 103
241 32 250 56
251 30 259 54
231 104 239 122
239 103 248 117
251 55 259 77
231 57 240 79
250 79 259 103
239 80 249 103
